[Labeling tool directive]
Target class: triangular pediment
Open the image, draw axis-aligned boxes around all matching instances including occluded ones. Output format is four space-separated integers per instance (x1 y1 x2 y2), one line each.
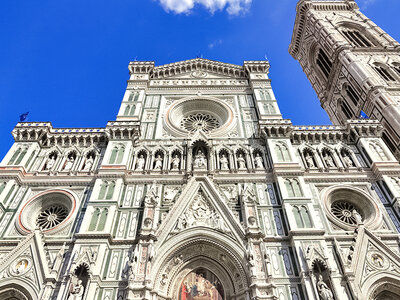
343 226 400 295
156 176 245 247
0 230 55 297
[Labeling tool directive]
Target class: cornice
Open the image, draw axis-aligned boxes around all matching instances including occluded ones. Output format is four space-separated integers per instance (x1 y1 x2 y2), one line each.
289 0 359 58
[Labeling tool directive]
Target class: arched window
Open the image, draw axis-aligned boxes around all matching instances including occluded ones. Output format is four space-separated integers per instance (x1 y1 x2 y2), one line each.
259 89 271 100
128 92 139 102
275 142 291 162
88 208 101 231
7 146 28 165
340 101 353 119
263 103 276 114
0 182 6 195
316 48 332 78
109 144 125 164
98 181 115 200
342 29 372 47
369 142 389 161
374 64 396 82
292 205 312 228
284 179 302 198
97 208 108 231
393 63 400 76
345 85 360 106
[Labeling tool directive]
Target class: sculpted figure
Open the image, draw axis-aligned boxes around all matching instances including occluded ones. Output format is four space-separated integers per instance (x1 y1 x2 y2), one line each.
45 155 56 170
237 153 246 169
352 209 363 225
254 153 264 169
323 153 334 168
317 275 334 300
68 276 84 300
83 155 94 171
154 154 163 170
64 156 75 171
194 150 207 168
220 154 229 170
305 153 315 168
342 153 354 168
136 154 145 171
171 154 180 170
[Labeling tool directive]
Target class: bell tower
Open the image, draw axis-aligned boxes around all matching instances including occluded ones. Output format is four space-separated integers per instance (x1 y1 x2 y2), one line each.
289 0 400 158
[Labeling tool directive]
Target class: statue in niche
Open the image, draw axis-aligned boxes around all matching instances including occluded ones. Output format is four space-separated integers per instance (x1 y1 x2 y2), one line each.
136 154 146 171
45 154 56 170
220 153 229 170
316 275 334 300
128 259 135 281
194 150 207 168
254 153 264 169
154 154 163 170
82 155 94 171
352 209 363 225
64 155 75 171
323 153 334 168
342 152 354 168
305 153 315 168
171 154 180 170
68 275 84 300
237 153 246 169
246 244 256 277
223 186 237 204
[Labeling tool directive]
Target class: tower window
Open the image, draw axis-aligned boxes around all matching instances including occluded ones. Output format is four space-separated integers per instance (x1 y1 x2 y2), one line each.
374 65 396 82
392 64 400 76
341 101 353 119
342 30 372 47
316 49 332 78
346 85 360 106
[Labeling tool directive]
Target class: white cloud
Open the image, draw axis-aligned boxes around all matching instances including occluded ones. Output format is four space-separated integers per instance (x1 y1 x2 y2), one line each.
358 0 378 9
158 0 252 15
208 39 223 49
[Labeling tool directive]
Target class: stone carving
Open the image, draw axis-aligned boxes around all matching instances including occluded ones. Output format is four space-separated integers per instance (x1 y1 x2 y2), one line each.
220 154 229 170
237 153 246 170
82 155 94 171
68 275 84 300
171 154 180 170
305 153 315 168
246 244 256 277
316 275 334 300
194 150 207 169
323 153 334 168
352 209 363 225
45 154 56 170
164 187 180 204
136 154 146 171
254 153 264 169
222 186 237 204
174 192 228 232
342 153 354 168
64 155 75 171
154 154 163 170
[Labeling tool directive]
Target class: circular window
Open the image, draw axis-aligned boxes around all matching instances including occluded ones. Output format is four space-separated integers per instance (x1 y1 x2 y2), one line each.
180 113 220 133
18 190 76 234
322 186 382 230
36 205 69 230
164 97 235 137
331 201 363 225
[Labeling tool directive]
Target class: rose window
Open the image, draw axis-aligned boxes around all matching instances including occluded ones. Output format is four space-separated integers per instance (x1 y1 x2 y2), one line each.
331 201 363 225
36 205 69 230
18 190 75 234
180 113 220 133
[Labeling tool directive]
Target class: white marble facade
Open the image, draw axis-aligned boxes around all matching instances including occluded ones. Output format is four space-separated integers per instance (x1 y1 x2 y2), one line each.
0 2 400 299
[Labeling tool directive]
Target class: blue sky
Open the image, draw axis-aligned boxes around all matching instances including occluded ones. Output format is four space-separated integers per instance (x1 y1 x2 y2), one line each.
1 0 400 157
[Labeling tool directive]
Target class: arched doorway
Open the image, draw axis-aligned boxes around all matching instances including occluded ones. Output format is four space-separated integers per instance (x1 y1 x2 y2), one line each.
151 234 249 300
367 277 400 300
375 290 398 300
0 283 33 300
178 268 224 300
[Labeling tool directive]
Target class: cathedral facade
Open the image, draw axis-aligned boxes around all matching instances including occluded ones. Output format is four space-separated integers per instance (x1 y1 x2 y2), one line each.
1 1 400 300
